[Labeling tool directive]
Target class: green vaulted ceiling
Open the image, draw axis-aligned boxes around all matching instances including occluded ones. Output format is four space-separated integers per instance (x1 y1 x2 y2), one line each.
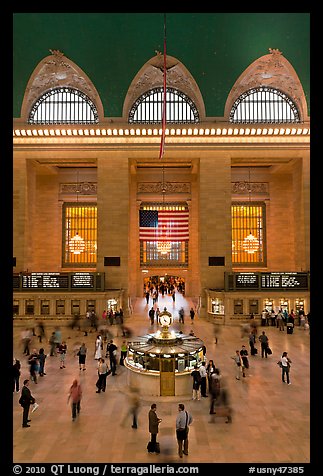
13 12 310 119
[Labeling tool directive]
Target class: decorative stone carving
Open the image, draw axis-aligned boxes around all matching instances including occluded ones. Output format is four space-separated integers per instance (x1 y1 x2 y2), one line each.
231 182 268 194
60 182 97 195
137 182 191 193
124 54 206 120
225 49 307 120
23 50 99 112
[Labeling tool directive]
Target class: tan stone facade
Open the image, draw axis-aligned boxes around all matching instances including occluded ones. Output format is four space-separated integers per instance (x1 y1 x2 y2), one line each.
13 126 310 320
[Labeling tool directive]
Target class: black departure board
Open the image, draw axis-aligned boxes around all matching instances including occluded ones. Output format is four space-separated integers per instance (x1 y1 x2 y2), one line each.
226 271 309 291
235 273 259 289
13 272 104 291
260 272 309 290
71 273 94 288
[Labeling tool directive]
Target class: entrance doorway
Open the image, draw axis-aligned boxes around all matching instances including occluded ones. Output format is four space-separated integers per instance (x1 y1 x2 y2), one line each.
143 275 185 296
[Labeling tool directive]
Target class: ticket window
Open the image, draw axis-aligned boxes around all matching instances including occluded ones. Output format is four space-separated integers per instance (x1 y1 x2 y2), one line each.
264 299 273 313
71 300 80 316
41 300 50 315
234 299 243 315
211 298 224 314
56 300 65 315
107 299 118 313
25 300 34 315
279 299 289 313
13 300 19 317
295 299 305 314
87 300 96 313
249 299 259 315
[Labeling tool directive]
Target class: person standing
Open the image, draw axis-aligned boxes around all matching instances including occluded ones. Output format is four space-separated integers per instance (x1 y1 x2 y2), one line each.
231 350 242 380
58 341 67 368
149 307 155 325
96 357 108 393
148 403 162 453
191 365 201 400
206 359 216 390
68 379 82 421
38 348 47 376
78 342 87 371
176 403 193 458
279 351 292 384
259 331 269 358
13 358 21 392
107 339 118 375
120 340 127 366
94 335 103 360
190 307 195 323
199 362 208 397
19 379 35 428
240 345 249 377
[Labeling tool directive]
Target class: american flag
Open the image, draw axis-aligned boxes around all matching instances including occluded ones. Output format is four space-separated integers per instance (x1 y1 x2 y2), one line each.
139 209 189 241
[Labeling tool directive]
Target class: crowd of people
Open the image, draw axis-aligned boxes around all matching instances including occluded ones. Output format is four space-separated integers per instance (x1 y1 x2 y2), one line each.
13 296 303 461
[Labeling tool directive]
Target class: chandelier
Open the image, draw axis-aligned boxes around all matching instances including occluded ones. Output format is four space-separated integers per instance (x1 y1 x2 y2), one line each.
157 240 172 255
69 170 85 255
242 232 260 254
242 168 259 254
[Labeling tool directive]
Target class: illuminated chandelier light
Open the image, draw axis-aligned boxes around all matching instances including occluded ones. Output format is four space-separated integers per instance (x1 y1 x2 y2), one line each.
157 240 172 255
69 170 85 255
69 232 86 254
242 233 260 254
243 168 259 254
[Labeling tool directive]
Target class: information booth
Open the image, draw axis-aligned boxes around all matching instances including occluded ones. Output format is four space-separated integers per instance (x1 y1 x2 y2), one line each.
125 309 204 396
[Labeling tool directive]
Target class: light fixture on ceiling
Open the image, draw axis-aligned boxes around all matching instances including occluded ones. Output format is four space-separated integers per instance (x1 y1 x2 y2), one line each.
242 167 260 254
156 166 171 255
69 170 85 255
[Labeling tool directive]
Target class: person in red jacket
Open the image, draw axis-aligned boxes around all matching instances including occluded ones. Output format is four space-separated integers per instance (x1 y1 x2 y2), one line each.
68 379 82 421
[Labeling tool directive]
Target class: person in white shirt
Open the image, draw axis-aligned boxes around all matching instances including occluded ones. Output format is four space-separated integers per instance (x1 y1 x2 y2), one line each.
279 351 292 384
199 362 208 397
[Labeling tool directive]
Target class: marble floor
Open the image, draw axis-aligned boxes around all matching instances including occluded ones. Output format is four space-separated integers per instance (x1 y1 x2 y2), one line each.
12 292 310 465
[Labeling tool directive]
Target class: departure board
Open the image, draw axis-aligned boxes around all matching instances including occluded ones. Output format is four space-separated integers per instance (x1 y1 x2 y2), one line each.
225 271 309 291
21 273 69 289
13 272 104 291
71 273 94 288
260 272 309 290
235 273 259 289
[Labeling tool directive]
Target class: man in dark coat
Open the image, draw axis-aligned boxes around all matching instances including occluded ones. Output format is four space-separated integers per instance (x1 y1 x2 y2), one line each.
19 379 35 427
148 403 162 453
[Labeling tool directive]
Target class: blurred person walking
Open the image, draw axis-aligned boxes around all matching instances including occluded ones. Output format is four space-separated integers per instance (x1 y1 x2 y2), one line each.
78 342 87 371
58 341 67 369
68 378 82 421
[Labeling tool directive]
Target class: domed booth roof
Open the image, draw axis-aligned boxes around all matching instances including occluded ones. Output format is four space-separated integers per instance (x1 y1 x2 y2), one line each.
125 309 205 396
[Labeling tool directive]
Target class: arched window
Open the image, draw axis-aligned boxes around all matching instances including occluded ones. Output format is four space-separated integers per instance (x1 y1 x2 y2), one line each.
230 87 300 124
28 87 99 124
129 87 199 124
